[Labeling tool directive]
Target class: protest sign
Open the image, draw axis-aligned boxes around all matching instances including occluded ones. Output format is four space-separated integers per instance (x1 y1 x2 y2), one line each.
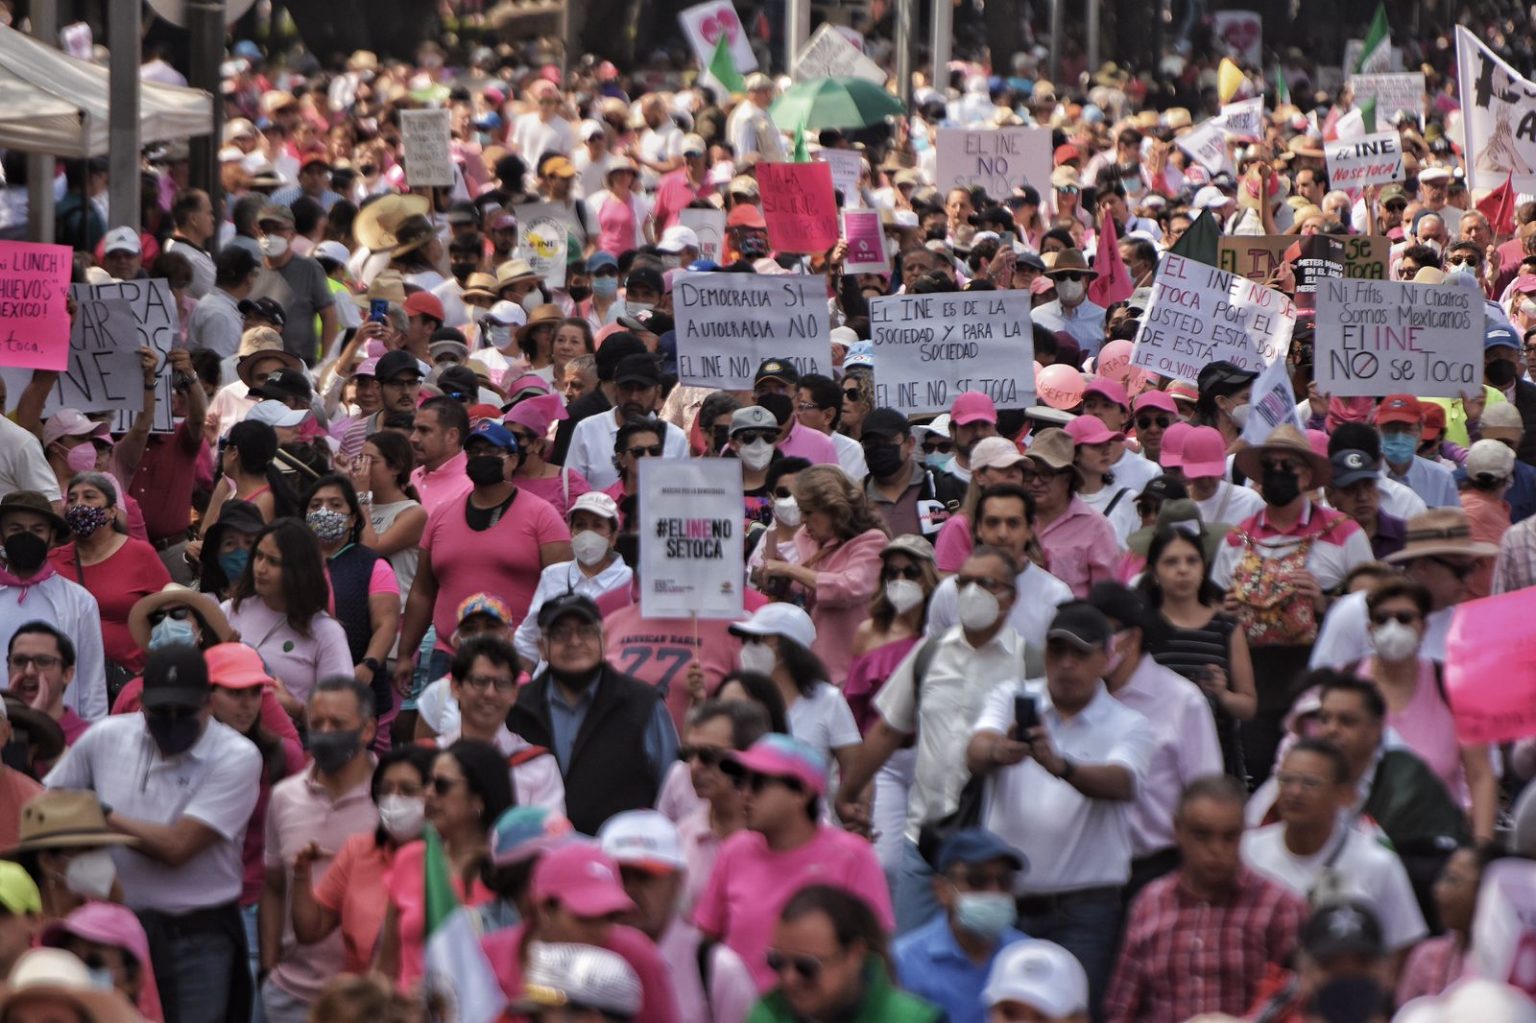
1457 27 1536 195
1220 97 1264 139
757 162 839 253
1446 588 1536 744
1315 278 1482 398
867 290 1035 413
0 297 145 422
1472 860 1536 998
673 273 830 389
78 279 177 432
1344 39 1404 73
791 23 885 84
0 242 73 371
1348 72 1425 128
819 149 865 206
679 0 757 79
1130 254 1295 381
514 202 570 289
1176 119 1234 176
1325 130 1404 190
399 109 454 188
638 458 745 620
679 208 726 263
1212 10 1262 66
1239 354 1304 446
934 127 1052 199
841 210 889 275
1219 234 1388 283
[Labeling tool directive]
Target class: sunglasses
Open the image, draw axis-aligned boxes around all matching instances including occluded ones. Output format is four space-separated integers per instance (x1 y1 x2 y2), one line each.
842 388 862 400
773 487 796 499
625 444 664 458
734 430 778 445
147 606 194 626
1054 272 1087 282
1260 459 1303 474
430 776 462 795
1369 610 1418 626
678 745 726 767
883 563 922 581
922 440 953 454
1057 185 1080 195
1135 416 1171 430
766 951 824 981
1384 202 1407 212
1447 256 1479 267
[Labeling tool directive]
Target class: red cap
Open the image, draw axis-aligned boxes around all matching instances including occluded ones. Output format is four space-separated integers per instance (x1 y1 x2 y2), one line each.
1053 144 1081 166
1421 403 1446 440
403 291 446 323
951 391 998 426
1374 394 1423 427
531 845 635 918
726 204 767 230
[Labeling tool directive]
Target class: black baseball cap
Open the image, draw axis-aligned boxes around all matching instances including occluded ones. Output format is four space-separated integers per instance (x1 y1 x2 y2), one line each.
1087 582 1156 635
436 365 480 401
861 407 911 440
238 296 286 328
375 350 423 383
1302 902 1385 961
594 334 647 381
537 592 602 631
141 644 211 711
624 267 665 294
1196 359 1258 396
1045 602 1113 652
754 359 800 387
1137 476 1188 503
613 353 660 387
1330 449 1379 489
250 367 313 403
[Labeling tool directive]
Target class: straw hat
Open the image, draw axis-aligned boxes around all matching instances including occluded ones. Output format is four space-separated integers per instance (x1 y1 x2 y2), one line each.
7 790 137 854
461 272 499 303
126 584 234 652
354 193 431 252
1232 424 1332 485
1384 508 1500 564
495 259 539 292
517 304 564 345
0 948 142 1023
1045 248 1097 279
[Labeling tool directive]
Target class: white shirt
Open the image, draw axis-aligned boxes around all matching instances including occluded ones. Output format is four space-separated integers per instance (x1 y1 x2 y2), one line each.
513 557 633 665
974 680 1155 892
831 432 868 481
1078 484 1141 543
786 682 860 779
1309 589 1454 668
875 625 1032 841
45 715 261 913
436 724 566 813
573 145 609 200
189 287 245 359
659 917 758 1023
1031 298 1108 357
1194 479 1266 527
566 409 691 490
510 114 574 168
1109 656 1223 856
727 103 788 164
1241 822 1428 950
926 564 1073 648
165 237 216 299
1377 476 1428 521
0 574 108 721
1110 448 1162 494
638 124 684 190
0 417 59 501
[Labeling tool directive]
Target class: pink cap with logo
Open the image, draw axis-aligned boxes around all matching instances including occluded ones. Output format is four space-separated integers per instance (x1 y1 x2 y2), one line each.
531 844 635 918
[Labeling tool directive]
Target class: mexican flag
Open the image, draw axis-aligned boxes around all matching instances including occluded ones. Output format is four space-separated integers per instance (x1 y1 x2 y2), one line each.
1355 3 1391 74
422 827 505 1023
1274 66 1290 106
708 34 746 96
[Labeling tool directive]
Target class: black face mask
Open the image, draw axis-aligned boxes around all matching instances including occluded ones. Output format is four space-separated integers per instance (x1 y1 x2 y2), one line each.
2 532 48 574
566 285 592 302
309 728 362 775
1261 466 1302 507
145 711 202 757
451 262 479 282
1486 359 1519 388
465 454 508 487
864 442 907 480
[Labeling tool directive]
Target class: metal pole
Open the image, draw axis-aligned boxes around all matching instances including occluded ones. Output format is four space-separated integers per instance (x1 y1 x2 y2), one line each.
931 0 952 91
1048 0 1062 84
1086 0 1100 77
895 0 913 105
108 0 141 233
187 0 224 256
785 0 810 73
26 0 58 243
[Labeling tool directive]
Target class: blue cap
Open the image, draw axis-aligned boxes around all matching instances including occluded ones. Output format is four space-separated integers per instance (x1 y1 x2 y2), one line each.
466 420 518 452
844 340 874 369
1486 323 1521 351
586 251 618 273
937 828 1028 874
490 806 580 867
687 259 720 272
233 40 263 61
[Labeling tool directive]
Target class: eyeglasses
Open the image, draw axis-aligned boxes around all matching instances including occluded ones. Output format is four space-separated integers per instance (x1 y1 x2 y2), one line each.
1134 498 1163 517
147 607 194 626
1447 256 1479 267
1135 416 1171 430
948 868 1017 892
955 574 1011 595
460 673 517 693
678 745 726 767
766 950 825 981
1057 185 1080 195
430 776 463 795
624 444 664 458
736 771 803 794
1019 468 1060 485
1275 772 1327 792
508 430 538 447
795 401 823 413
734 430 778 445
1384 202 1407 213
883 563 922 581
592 268 620 278
546 622 600 644
1369 610 1419 626
8 654 60 671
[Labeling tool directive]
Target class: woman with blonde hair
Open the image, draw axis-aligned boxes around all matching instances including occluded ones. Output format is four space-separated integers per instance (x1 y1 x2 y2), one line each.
755 465 889 685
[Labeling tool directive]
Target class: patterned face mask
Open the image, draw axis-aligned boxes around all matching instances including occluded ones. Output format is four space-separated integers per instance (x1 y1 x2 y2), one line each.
64 504 111 538
306 507 351 544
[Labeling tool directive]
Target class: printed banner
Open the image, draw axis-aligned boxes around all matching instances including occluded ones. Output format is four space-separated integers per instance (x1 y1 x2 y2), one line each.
1220 234 1389 283
791 23 885 84
0 297 145 422
679 208 726 264
679 0 758 80
841 210 889 275
935 127 1053 200
867 290 1035 413
1446 588 1536 744
1130 253 1296 381
1314 278 1482 398
399 108 454 188
0 241 73 371
1348 72 1426 129
757 162 839 253
1457 26 1536 196
1239 353 1304 445
672 272 830 389
1212 10 1262 66
819 149 865 206
1325 130 1404 190
638 458 746 620
514 202 571 289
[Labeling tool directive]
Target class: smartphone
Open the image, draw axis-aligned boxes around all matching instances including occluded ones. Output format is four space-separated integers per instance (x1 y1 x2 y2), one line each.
369 298 389 323
999 230 1017 250
1013 694 1039 737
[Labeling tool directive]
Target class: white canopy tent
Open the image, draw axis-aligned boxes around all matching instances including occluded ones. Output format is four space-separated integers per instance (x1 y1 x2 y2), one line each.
0 24 212 158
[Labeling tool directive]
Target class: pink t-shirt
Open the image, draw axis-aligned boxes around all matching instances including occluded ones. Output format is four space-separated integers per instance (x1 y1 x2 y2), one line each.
516 468 592 520
1354 658 1466 803
314 832 395 975
777 422 840 466
421 489 571 650
482 922 680 1023
602 601 744 733
385 839 494 991
410 451 473 517
932 513 973 575
692 826 894 992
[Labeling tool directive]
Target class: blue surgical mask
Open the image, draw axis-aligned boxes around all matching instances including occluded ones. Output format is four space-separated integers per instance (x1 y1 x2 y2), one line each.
953 891 1017 939
924 451 950 470
148 617 197 650
218 548 250 582
592 277 619 299
1381 433 1418 466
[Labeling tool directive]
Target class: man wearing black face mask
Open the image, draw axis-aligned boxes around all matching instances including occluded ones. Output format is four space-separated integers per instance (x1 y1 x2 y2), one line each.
860 409 961 539
1482 322 1536 466
1210 426 1373 785
44 643 262 1023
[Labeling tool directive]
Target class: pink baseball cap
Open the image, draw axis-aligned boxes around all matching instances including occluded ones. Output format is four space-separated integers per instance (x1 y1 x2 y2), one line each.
1132 391 1178 416
1179 426 1228 479
1082 377 1128 408
42 409 111 447
531 844 636 918
1064 414 1124 446
1164 380 1199 406
504 392 569 435
722 734 828 796
1160 422 1193 469
951 391 998 426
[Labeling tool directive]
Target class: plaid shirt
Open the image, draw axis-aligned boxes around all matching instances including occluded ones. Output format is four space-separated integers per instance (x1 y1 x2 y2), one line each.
1493 515 1536 595
1104 867 1307 1023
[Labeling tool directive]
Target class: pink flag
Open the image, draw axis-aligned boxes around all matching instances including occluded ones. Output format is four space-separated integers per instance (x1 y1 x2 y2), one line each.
1088 211 1134 307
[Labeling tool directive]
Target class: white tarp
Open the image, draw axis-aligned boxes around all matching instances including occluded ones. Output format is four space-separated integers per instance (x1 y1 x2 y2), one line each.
0 25 213 158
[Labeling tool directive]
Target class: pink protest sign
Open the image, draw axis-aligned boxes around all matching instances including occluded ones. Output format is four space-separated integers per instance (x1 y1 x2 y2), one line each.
1445 588 1536 744
841 210 889 275
0 241 73 371
757 162 839 254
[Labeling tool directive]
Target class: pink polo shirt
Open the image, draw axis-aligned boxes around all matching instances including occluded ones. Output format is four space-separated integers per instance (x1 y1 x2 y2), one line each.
777 421 840 466
652 168 709 231
1037 495 1122 599
410 450 472 516
789 526 886 685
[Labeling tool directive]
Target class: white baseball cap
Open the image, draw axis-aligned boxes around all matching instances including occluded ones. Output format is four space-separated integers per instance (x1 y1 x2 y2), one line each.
657 224 700 254
313 240 351 266
102 226 141 255
568 490 620 524
983 940 1089 1017
1192 185 1233 210
522 942 643 1017
830 326 859 348
729 602 817 650
246 399 307 429
597 810 686 873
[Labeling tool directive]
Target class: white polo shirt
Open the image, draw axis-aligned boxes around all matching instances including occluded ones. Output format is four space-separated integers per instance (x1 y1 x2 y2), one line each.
974 680 1155 893
926 563 1073 648
45 714 262 914
1309 589 1454 669
565 408 691 490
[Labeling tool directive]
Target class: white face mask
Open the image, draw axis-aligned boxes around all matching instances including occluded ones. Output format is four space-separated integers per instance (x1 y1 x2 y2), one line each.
571 530 611 566
260 234 289 259
486 324 513 349
956 582 1001 631
885 578 925 615
1369 619 1420 662
737 438 774 471
520 290 545 313
738 640 777 676
1228 402 1252 429
1054 278 1086 305
377 794 426 841
773 496 802 528
625 301 655 317
65 848 117 900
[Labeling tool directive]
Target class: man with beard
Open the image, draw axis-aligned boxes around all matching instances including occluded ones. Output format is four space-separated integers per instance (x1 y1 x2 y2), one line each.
565 355 689 490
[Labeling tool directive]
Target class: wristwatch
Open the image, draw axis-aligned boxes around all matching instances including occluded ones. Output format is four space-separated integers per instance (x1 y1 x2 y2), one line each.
362 657 384 675
1057 757 1076 781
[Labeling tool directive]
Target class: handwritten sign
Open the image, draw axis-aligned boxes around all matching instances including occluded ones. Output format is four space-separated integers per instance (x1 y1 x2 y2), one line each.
1220 234 1389 283
399 108 454 188
1326 130 1404 190
0 242 73 371
679 208 726 263
1314 278 1481 398
1220 97 1264 139
1176 119 1234 176
791 23 885 84
757 162 839 253
514 202 570 289
935 127 1052 201
673 272 829 389
0 298 145 421
867 290 1035 414
1130 253 1295 381
842 211 889 275
819 149 865 207
1447 589 1536 744
81 280 176 432
1349 73 1426 129
639 458 745 620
